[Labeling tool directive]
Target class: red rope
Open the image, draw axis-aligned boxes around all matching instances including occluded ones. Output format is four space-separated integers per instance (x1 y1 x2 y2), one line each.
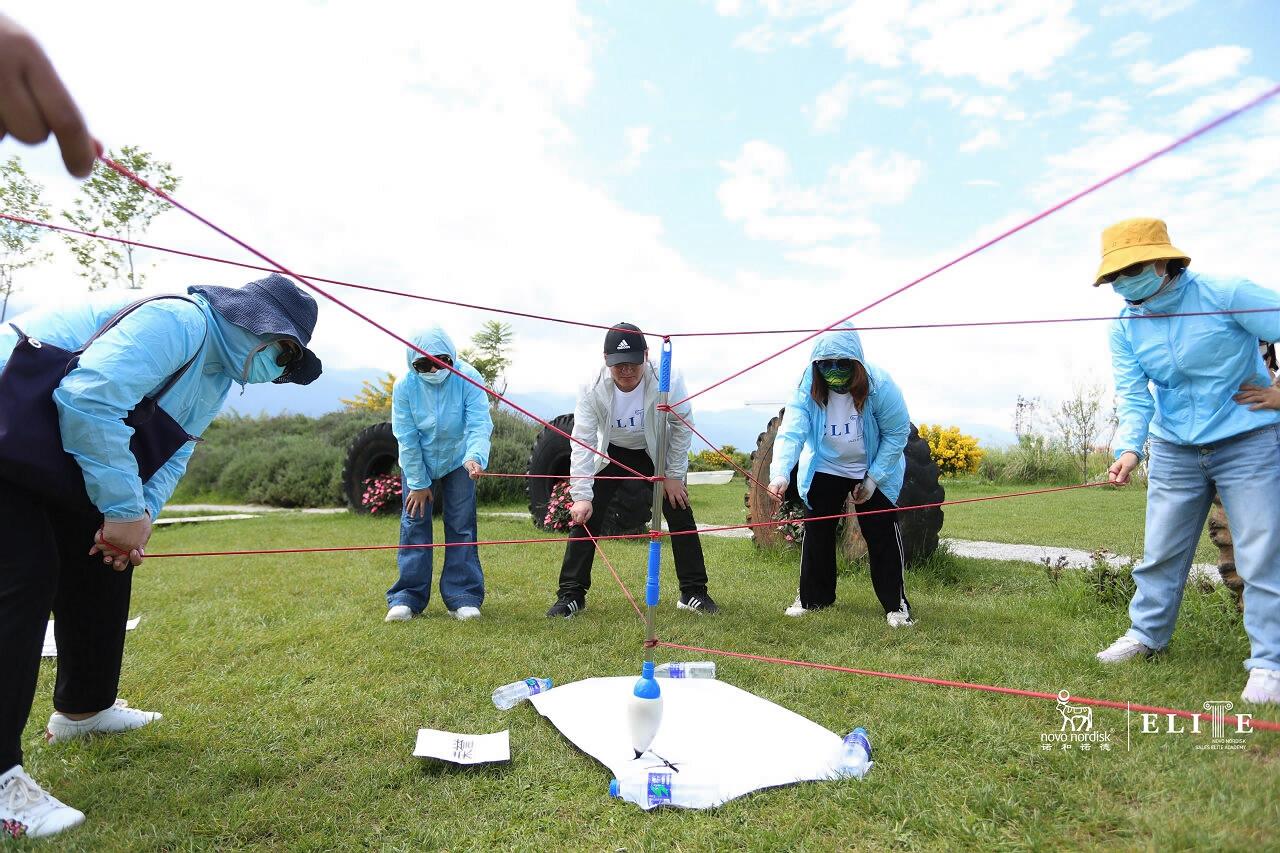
654 641 1278 732
672 82 1280 408
660 404 774 496
93 157 649 483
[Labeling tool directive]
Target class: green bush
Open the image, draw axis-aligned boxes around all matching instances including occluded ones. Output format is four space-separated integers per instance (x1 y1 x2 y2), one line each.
172 410 386 506
172 408 541 508
688 445 751 472
476 408 542 505
978 434 1077 484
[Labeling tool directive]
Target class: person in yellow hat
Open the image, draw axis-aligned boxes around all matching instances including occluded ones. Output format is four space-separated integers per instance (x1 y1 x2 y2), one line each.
1092 217 1280 706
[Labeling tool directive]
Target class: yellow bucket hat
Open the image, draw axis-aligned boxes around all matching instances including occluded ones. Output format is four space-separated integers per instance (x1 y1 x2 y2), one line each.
1093 217 1190 286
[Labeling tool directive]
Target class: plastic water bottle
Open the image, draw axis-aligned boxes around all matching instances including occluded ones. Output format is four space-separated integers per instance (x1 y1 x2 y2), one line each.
654 661 716 679
491 677 553 710
831 727 873 779
609 771 721 809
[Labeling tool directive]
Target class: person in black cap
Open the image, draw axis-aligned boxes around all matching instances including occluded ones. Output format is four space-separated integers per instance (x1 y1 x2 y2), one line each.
546 322 720 617
0 273 322 838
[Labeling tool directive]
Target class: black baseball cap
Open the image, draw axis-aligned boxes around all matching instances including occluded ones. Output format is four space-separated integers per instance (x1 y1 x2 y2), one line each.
603 322 647 366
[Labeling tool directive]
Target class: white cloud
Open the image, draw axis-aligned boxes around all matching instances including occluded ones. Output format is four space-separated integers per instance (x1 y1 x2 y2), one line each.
820 0 912 68
711 0 746 14
718 142 921 245
622 126 653 172
1102 0 1198 20
959 128 1002 153
1130 45 1252 96
808 74 860 131
1110 32 1151 57
907 0 1091 88
1171 78 1275 129
862 79 912 108
1081 96 1132 133
733 23 777 52
966 179 1000 186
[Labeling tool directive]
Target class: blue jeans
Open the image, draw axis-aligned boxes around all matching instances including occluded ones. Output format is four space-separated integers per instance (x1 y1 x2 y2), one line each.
386 467 484 612
1126 426 1280 671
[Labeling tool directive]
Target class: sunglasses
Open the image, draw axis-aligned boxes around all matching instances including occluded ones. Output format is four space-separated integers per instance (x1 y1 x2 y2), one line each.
1099 262 1149 284
413 354 453 374
815 358 854 372
275 339 304 368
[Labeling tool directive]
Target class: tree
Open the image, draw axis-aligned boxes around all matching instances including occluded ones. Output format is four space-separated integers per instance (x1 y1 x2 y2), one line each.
60 144 181 290
1053 382 1105 484
342 373 395 416
1013 394 1042 438
0 156 51 322
460 320 514 402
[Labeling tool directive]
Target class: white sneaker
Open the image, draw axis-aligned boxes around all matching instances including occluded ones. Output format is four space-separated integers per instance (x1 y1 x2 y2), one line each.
886 610 915 628
452 606 481 621
385 605 413 622
46 699 161 744
785 595 808 617
1095 636 1155 663
0 765 85 839
1241 668 1280 704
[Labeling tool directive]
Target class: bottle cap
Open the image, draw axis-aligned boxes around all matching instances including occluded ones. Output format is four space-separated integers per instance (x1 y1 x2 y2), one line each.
608 779 620 797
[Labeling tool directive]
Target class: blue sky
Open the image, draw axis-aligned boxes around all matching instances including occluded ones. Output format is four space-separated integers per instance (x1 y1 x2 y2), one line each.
4 0 1279 451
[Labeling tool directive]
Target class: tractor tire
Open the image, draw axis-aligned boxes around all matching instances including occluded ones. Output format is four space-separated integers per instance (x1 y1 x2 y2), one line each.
342 422 402 515
526 413 651 536
744 409 945 566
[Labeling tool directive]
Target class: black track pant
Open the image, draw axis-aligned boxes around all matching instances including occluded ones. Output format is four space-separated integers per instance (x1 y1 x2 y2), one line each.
556 444 708 599
799 471 908 613
0 479 132 774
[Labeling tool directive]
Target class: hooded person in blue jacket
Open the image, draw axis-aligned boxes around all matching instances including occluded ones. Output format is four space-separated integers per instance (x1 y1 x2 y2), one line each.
0 273 321 838
768 323 914 626
1092 218 1280 707
384 326 492 623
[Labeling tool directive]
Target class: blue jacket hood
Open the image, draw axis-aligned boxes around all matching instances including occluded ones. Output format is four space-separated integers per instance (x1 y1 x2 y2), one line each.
807 322 866 365
405 325 458 376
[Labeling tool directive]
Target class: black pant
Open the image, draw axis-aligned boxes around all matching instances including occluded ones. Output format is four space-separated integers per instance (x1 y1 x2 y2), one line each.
0 478 133 774
557 445 708 599
799 470 908 613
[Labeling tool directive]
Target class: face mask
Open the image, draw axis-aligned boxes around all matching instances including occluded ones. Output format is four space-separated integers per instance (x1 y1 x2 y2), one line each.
421 369 449 385
1111 264 1165 303
820 365 853 392
245 343 287 384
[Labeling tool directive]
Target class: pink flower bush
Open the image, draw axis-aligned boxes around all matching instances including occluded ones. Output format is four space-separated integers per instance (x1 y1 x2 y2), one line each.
543 479 575 531
772 499 806 546
362 473 402 515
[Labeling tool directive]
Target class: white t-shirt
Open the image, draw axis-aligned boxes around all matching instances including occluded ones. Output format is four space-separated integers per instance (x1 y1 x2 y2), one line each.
815 391 867 480
610 382 647 450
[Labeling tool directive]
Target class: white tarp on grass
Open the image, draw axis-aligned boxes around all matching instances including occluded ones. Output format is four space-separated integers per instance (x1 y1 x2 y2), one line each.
529 675 844 809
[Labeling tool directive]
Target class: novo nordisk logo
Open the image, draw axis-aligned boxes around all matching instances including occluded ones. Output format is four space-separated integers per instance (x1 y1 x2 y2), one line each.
1040 691 1113 751
616 340 631 351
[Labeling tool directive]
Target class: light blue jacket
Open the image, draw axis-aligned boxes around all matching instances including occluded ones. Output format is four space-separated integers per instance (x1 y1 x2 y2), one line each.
1111 270 1280 457
0 293 269 521
769 324 910 507
391 326 492 491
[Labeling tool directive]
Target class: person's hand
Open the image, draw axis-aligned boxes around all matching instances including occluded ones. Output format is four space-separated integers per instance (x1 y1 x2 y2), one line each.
0 13 98 177
662 477 689 510
90 517 151 571
404 487 432 518
852 476 878 505
569 499 593 526
1108 451 1140 486
767 476 789 501
464 460 483 480
1234 382 1280 412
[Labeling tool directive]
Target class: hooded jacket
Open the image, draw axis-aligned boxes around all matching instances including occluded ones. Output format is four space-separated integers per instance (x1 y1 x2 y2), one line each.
769 323 910 507
391 326 492 492
568 361 693 504
0 293 283 521
1110 269 1280 457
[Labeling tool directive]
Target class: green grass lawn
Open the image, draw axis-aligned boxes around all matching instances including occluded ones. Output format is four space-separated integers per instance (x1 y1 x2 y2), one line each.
19 486 1276 851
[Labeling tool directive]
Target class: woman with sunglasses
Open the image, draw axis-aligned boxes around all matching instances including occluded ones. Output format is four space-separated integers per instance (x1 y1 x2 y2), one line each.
1093 217 1280 707
0 273 322 838
767 322 914 626
385 325 492 623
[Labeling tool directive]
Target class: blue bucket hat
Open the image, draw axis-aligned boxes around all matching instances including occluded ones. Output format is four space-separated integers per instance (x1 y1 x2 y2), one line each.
188 273 323 385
